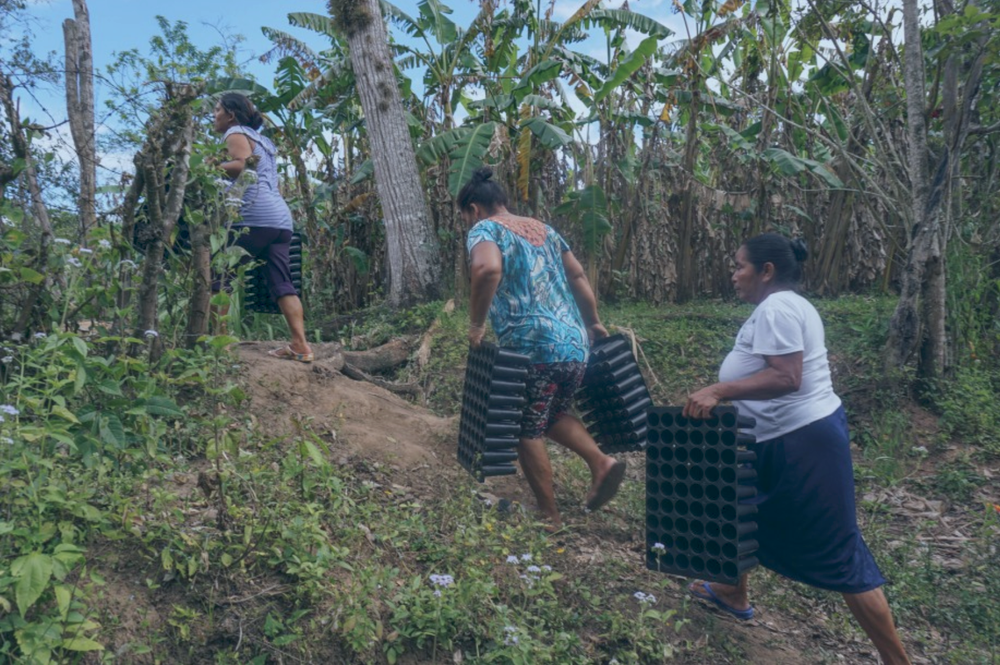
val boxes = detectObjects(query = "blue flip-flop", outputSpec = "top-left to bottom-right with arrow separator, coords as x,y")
689,581 -> 755,620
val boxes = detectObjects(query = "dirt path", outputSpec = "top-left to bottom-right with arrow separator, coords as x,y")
235,343 -> 938,664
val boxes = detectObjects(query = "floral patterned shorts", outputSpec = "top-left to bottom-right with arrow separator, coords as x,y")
520,361 -> 587,439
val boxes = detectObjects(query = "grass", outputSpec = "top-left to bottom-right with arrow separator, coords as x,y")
3,295 -> 999,663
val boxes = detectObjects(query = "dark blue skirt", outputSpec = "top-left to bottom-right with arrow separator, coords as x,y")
744,406 -> 886,594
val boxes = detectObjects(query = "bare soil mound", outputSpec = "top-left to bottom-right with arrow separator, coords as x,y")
236,341 -> 455,470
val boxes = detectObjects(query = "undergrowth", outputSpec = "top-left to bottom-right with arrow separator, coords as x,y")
1,295 -> 998,662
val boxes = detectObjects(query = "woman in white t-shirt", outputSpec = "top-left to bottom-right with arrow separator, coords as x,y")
683,234 -> 910,665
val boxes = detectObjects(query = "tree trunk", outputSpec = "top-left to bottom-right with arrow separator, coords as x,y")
333,0 -> 442,308
185,209 -> 214,345
886,0 -> 987,378
63,0 -> 97,238
676,83 -> 700,303
886,0 -> 935,374
1,74 -> 54,336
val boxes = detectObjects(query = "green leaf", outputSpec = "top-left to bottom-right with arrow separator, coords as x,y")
512,60 -> 562,103
287,12 -> 339,38
447,122 -> 497,197
349,160 -> 374,185
19,267 -> 44,284
14,552 -> 53,617
55,585 -> 72,620
71,337 -> 88,358
73,366 -> 87,395
594,36 -> 659,103
583,8 -> 673,38
521,116 -> 572,149
100,414 -> 126,448
97,380 -> 123,396
144,396 -> 184,418
762,148 -> 843,188
61,637 -> 104,652
301,439 -> 328,468
50,405 -> 80,424
555,185 -> 612,253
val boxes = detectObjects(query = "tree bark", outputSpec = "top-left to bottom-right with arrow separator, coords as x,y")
332,0 -> 442,308
63,0 -> 97,238
1,73 -> 54,336
886,0 -> 935,374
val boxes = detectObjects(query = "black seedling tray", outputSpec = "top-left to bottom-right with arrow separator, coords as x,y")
577,334 -> 653,453
245,231 -> 303,314
458,343 -> 530,482
645,405 -> 760,585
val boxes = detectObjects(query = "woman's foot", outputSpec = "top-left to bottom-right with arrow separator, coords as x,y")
585,456 -> 626,510
688,580 -> 754,620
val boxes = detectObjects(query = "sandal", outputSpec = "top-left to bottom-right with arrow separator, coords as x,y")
268,346 -> 314,363
689,581 -> 755,620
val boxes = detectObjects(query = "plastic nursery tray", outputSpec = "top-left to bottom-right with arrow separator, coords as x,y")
457,343 -> 530,482
578,334 -> 653,454
245,231 -> 303,314
645,405 -> 759,585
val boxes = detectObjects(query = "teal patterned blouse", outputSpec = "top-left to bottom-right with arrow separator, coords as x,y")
467,219 -> 589,364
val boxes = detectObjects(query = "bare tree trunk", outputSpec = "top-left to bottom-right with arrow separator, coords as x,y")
886,0 -> 987,378
63,0 -> 97,238
886,0 -> 935,373
676,83 -> 700,303
185,206 -> 216,345
134,84 -> 201,356
332,0 -> 441,307
1,74 -> 54,336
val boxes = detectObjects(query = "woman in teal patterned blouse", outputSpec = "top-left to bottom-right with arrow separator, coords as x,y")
461,167 -> 626,528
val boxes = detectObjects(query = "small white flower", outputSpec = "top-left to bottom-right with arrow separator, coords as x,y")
526,565 -> 541,573
0,405 -> 19,416
520,553 -> 532,562
0,415 -> 5,424
519,574 -> 534,587
433,589 -> 442,597
78,247 -> 93,254
429,574 -> 454,588
98,239 -> 112,249
144,330 -> 158,339
503,626 -> 519,646
33,332 -> 46,339
541,565 -> 552,572
633,591 -> 656,605
54,237 -> 72,245
1,437 -> 12,445
506,555 -> 519,564
67,257 -> 83,267
1,356 -> 12,364
652,542 -> 667,554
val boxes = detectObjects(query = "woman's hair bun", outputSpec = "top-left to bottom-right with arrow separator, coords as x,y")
789,237 -> 809,262
472,166 -> 494,183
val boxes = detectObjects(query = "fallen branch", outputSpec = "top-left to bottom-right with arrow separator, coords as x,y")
340,363 -> 422,396
341,337 -> 416,374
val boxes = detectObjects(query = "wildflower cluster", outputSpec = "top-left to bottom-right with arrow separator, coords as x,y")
633,591 -> 657,605
429,573 -> 454,597
507,552 -> 552,588
503,625 -> 519,646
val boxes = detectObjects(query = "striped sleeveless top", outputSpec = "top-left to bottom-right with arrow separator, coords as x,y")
223,125 -> 293,230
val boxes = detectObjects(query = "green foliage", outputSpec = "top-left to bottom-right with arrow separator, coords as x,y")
938,366 -> 1000,455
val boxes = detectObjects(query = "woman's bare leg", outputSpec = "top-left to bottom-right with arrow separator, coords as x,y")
842,588 -> 911,665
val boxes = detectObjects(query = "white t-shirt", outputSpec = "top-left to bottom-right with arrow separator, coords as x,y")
718,291 -> 841,441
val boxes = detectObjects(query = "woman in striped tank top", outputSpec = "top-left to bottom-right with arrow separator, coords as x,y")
212,92 -> 313,362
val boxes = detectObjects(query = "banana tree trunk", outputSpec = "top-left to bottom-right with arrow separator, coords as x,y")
337,0 -> 442,307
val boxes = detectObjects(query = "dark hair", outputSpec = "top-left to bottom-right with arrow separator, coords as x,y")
457,167 -> 508,211
218,92 -> 265,130
742,233 -> 808,285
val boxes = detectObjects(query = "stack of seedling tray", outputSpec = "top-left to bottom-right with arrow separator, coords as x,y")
458,343 -> 531,482
577,334 -> 653,454
644,406 -> 759,585
245,231 -> 303,314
